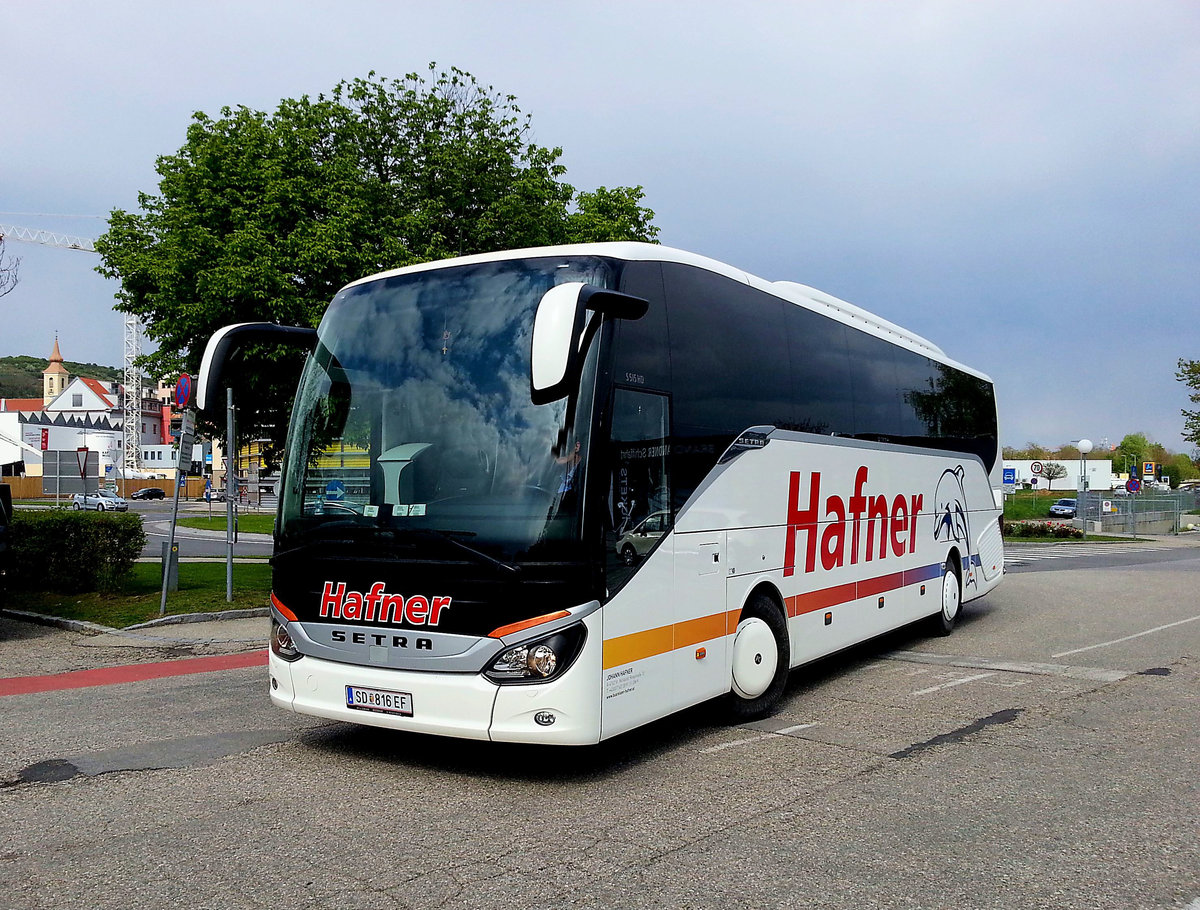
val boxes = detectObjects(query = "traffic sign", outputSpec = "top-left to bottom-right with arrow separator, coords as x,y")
175,373 -> 192,410
1002,468 -> 1016,484
1031,461 -> 1043,474
176,410 -> 195,471
325,479 -> 346,501
1126,478 -> 1141,493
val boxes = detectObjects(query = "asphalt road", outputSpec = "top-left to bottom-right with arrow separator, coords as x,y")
1,542 -> 1198,910
134,499 -> 274,558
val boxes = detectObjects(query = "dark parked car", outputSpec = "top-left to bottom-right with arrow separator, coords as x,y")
131,487 -> 166,500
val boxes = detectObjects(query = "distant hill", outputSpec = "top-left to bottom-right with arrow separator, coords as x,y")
0,355 -> 124,399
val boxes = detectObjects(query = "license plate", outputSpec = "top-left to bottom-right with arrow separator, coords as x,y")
346,685 -> 413,717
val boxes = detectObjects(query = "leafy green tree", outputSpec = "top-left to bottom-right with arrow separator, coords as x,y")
1039,461 -> 1068,490
1178,358 -> 1200,448
95,65 -> 659,464
1162,452 -> 1200,487
1113,432 -> 1152,479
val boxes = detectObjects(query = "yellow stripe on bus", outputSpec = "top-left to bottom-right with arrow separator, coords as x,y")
602,609 -> 742,670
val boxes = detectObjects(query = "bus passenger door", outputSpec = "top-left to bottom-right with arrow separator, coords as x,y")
600,389 -> 677,737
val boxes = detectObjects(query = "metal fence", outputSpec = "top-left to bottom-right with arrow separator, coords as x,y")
1077,489 -> 1200,535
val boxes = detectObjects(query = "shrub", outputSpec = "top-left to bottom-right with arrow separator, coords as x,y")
9,509 -> 146,594
1002,520 -> 1083,540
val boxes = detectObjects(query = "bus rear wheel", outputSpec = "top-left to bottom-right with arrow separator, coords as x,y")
933,560 -> 961,636
725,593 -> 789,721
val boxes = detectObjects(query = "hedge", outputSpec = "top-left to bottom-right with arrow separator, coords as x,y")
1002,520 -> 1084,540
9,509 -> 146,594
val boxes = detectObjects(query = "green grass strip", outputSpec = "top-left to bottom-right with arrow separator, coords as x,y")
175,514 -> 275,535
10,562 -> 273,628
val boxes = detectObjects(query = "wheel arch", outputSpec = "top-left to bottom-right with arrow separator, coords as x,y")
743,580 -> 790,661
944,545 -> 963,580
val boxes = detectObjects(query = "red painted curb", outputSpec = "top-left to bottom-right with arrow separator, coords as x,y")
0,649 -> 269,696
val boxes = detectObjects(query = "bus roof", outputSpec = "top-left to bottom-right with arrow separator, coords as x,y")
341,242 -> 989,382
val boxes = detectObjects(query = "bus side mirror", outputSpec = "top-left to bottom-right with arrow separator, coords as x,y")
530,283 -> 648,405
196,322 -> 318,414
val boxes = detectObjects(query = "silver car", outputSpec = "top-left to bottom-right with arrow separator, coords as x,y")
1048,498 -> 1076,518
616,510 -> 670,566
72,490 -> 129,512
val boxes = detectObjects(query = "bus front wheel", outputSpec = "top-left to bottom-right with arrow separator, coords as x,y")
725,593 -> 789,721
933,560 -> 962,636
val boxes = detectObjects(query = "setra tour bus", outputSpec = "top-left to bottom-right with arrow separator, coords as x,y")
196,243 -> 1003,744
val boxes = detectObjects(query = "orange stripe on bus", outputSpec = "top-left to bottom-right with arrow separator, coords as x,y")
603,625 -> 674,669
270,592 -> 298,622
601,609 -> 742,670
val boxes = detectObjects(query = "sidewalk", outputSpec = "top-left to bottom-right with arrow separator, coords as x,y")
1005,530 -> 1200,549
3,606 -> 270,651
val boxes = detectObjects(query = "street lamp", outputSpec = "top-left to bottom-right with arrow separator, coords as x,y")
1077,438 -> 1093,524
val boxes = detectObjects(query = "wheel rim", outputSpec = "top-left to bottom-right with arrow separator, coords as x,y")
731,617 -> 778,699
942,568 -> 960,622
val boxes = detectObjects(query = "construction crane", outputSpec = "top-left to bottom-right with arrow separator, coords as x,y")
0,223 -> 143,474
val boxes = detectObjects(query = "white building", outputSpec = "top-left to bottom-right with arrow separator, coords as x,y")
1004,459 -> 1118,492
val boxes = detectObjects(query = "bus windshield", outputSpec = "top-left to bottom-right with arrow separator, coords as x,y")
278,256 -> 616,563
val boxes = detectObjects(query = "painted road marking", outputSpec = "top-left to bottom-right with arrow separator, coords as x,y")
887,650 -> 1131,683
0,650 -> 268,697
1051,614 -> 1200,658
910,672 -> 997,696
1004,544 -> 1174,566
700,723 -> 818,754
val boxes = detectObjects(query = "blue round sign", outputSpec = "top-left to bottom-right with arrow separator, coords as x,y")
325,480 -> 346,501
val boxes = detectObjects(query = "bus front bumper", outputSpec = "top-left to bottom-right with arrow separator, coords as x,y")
268,624 -> 602,745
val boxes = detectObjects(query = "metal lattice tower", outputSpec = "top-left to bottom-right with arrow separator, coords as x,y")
1,222 -> 142,473
122,315 -> 142,473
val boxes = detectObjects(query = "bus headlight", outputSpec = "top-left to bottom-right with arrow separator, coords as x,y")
270,619 -> 302,662
484,625 -> 585,684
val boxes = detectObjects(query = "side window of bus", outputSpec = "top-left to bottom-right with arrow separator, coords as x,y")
606,388 -> 672,595
615,260 -> 670,391
664,264 -> 792,436
846,328 -> 902,440
785,304 -> 854,436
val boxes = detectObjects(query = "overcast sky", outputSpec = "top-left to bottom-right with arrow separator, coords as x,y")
3,1 -> 1198,455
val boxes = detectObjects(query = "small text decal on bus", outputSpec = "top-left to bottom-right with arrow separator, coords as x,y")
784,467 -> 924,575
320,581 -> 452,626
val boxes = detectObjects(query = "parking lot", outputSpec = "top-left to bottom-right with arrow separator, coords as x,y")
1,541 -> 1198,910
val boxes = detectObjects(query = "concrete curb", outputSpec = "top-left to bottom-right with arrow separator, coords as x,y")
1,608 -> 114,635
1,607 -> 270,646
124,608 -> 269,630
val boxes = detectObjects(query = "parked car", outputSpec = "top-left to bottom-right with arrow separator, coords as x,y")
204,488 -> 227,502
130,487 -> 166,500
1048,498 -> 1077,518
72,490 -> 129,512
616,510 -> 670,566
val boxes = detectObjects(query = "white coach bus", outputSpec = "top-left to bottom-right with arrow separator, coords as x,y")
197,243 -> 1003,744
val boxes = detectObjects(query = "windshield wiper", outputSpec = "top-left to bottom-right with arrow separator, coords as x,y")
396,527 -> 521,576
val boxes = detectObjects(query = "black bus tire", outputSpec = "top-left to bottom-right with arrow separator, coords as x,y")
725,592 -> 790,721
932,559 -> 962,636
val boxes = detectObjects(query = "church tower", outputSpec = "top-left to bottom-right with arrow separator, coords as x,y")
42,336 -> 70,406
